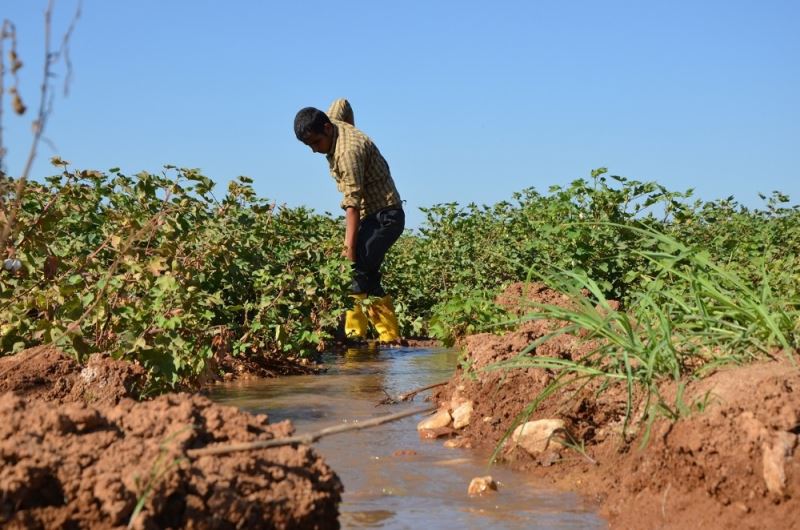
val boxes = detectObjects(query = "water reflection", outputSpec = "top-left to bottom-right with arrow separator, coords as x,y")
343,509 -> 395,527
209,347 -> 606,529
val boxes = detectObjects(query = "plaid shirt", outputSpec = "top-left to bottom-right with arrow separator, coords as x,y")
327,98 -> 354,126
325,100 -> 401,218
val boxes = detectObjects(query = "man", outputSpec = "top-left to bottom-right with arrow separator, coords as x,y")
293,99 -> 405,342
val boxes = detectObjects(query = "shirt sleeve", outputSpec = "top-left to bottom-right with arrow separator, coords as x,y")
337,148 -> 364,210
327,98 -> 354,126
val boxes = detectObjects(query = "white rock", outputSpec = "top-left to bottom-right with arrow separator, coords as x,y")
763,431 -> 798,495
452,401 -> 473,429
449,395 -> 468,411
80,366 -> 99,383
467,475 -> 497,496
510,419 -> 566,454
444,438 -> 471,449
417,409 -> 452,431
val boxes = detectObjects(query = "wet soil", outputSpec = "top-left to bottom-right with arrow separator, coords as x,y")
0,348 -> 343,529
0,345 -> 146,404
434,282 -> 800,530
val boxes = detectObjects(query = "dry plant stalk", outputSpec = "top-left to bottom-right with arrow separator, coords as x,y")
187,405 -> 436,458
378,380 -> 449,405
0,0 -> 81,254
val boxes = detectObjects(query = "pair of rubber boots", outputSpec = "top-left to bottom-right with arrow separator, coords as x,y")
345,294 -> 400,342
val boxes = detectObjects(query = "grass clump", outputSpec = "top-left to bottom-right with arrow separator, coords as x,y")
492,223 -> 799,440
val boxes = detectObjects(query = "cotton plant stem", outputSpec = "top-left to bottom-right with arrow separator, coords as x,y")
187,405 -> 436,458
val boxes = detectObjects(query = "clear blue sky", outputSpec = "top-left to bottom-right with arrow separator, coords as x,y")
3,0 -> 799,228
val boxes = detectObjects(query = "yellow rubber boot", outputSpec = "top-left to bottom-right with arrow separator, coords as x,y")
366,295 -> 401,342
345,294 -> 369,339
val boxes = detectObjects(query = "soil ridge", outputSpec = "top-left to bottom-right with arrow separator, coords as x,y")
0,347 -> 343,529
434,282 -> 800,530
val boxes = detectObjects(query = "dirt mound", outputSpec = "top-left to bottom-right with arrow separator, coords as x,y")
435,283 -> 800,529
434,283 -> 609,460
0,346 -> 146,404
593,361 -> 800,529
495,281 -> 581,316
0,392 -> 342,529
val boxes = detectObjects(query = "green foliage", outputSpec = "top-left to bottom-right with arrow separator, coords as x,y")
384,169 -> 800,343
427,288 -> 512,347
3,162 -> 799,400
386,169 -> 714,337
1,165 -> 351,390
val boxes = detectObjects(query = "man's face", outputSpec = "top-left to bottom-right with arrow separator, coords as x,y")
303,123 -> 334,154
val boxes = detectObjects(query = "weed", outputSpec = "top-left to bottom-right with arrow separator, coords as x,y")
487,223 -> 798,446
127,426 -> 193,529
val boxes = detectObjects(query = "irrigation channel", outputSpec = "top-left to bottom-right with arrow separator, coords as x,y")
209,346 -> 606,529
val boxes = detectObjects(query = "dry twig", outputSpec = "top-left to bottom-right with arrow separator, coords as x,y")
398,380 -> 448,402
187,405 -> 436,458
377,380 -> 448,405
0,0 -> 81,252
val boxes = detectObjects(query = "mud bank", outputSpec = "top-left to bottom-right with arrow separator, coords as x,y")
0,348 -> 342,529
0,345 -> 146,404
433,283 -> 800,530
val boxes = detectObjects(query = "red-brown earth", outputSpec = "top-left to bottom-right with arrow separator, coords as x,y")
434,282 -> 800,529
0,347 -> 342,529
0,345 -> 146,404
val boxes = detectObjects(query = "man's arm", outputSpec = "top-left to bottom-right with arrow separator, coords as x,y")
336,142 -> 364,262
344,206 -> 359,261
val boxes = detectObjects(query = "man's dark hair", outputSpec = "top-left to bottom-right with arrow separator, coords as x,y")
294,107 -> 331,142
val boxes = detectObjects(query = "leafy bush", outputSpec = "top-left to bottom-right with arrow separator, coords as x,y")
427,288 -> 512,347
384,168 -> 799,343
4,162 -> 799,395
1,163 -> 351,390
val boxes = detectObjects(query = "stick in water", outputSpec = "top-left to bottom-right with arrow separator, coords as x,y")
187,405 -> 436,458
377,380 -> 449,405
397,380 -> 448,402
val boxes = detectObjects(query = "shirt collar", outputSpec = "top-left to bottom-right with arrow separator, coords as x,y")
326,122 -> 340,160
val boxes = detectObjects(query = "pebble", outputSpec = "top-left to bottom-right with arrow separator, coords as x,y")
467,476 -> 498,496
452,401 -> 473,429
762,431 -> 798,495
418,426 -> 454,440
417,409 -> 452,431
510,419 -> 567,455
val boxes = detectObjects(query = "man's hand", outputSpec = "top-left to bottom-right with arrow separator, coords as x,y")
344,207 -> 360,262
342,245 -> 357,262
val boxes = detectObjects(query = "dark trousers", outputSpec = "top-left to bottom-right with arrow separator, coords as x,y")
352,207 -> 405,296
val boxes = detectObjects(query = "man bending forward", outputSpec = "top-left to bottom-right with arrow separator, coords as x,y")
293,98 -> 404,342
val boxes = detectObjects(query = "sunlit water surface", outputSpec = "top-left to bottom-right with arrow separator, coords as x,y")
208,347 -> 606,529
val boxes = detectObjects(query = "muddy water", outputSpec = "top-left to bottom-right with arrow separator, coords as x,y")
209,347 -> 606,529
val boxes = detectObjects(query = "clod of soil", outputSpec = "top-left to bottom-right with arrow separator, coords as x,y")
0,345 -> 146,404
435,282 -> 800,530
0,391 -> 342,529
